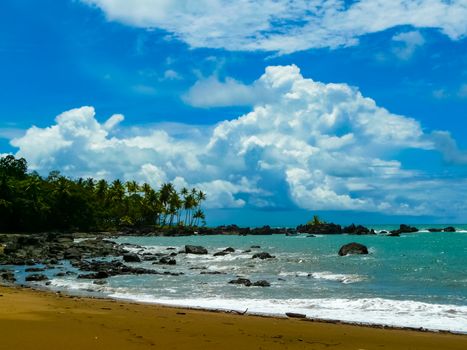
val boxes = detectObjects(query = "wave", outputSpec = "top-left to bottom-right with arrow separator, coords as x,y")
106,294 -> 467,333
278,271 -> 364,284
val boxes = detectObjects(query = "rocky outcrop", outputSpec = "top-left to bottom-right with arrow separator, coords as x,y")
185,245 -> 208,255
296,223 -> 342,234
123,252 -> 141,263
338,242 -> 369,256
76,260 -> 159,278
342,224 -> 375,235
252,280 -> 270,287
390,224 -> 418,235
252,252 -> 275,259
443,226 -> 456,232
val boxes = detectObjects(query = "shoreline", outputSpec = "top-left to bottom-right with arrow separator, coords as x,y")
1,284 -> 466,350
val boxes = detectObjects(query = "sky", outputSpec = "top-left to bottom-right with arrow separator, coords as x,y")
1,0 -> 467,226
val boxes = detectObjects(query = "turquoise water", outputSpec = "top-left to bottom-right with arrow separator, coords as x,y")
19,225 -> 467,332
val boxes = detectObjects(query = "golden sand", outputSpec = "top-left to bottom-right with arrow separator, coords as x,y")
0,285 -> 465,350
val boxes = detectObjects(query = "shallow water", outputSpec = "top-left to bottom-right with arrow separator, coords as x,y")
10,224 -> 467,333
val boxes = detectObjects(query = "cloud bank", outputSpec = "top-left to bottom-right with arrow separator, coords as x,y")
82,0 -> 467,53
11,65 -> 467,218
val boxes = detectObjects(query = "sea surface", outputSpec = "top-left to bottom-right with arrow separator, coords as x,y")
11,224 -> 467,333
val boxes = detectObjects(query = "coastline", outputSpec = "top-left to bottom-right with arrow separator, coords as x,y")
1,285 -> 466,350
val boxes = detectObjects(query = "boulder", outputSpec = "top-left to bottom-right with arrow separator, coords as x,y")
443,226 -> 456,232
25,273 -> 49,282
343,224 -> 373,235
158,256 -> 176,265
296,223 -> 342,234
0,270 -> 16,283
390,224 -> 418,235
185,245 -> 208,255
78,271 -> 109,279
252,252 -> 275,259
338,242 -> 369,256
252,280 -> 270,287
427,228 -> 442,232
213,247 -> 235,257
229,278 -> 252,287
286,312 -> 306,319
123,253 -> 141,263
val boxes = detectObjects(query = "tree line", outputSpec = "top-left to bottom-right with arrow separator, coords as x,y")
0,155 -> 206,232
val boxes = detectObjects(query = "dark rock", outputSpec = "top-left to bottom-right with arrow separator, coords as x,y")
306,235 -> 316,238
296,223 -> 342,234
78,271 -> 109,279
200,271 -> 225,275
25,274 -> 49,282
252,252 -> 275,259
443,226 -> 456,232
213,247 -> 235,256
185,245 -> 208,255
25,267 -> 45,273
343,224 -> 373,235
252,280 -> 270,287
55,272 -> 66,277
286,312 -> 306,318
158,256 -> 176,265
250,245 -> 261,249
213,251 -> 229,257
0,271 -> 16,283
123,253 -> 141,263
338,242 -> 369,256
390,224 -> 418,235
387,231 -> 400,237
229,278 -> 252,286
427,228 -> 442,232
93,280 -> 107,285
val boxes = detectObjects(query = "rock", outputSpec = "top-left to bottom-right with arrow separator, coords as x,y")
343,224 -> 374,235
123,253 -> 141,263
390,224 -> 418,235
213,247 -> 235,256
200,271 -> 225,275
387,231 -> 400,237
296,223 -> 342,234
158,256 -> 176,265
0,271 -> 16,283
93,280 -> 107,285
25,274 -> 49,282
55,272 -> 66,277
443,226 -> 456,232
25,267 -> 45,273
78,271 -> 109,279
185,245 -> 208,255
380,230 -> 388,234
252,252 -> 275,259
250,245 -> 261,249
306,235 -> 316,238
252,280 -> 270,287
286,312 -> 306,318
427,228 -> 442,232
338,242 -> 369,256
229,278 -> 252,287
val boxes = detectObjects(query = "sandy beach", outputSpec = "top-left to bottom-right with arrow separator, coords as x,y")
0,286 -> 465,350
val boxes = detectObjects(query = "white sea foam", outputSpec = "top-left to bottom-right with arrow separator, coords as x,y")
309,272 -> 365,284
107,294 -> 467,333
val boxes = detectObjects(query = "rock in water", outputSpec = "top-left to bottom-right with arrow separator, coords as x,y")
252,252 -> 275,259
185,245 -> 208,254
338,242 -> 369,256
443,226 -> 456,232
252,280 -> 270,287
123,253 -> 141,263
229,278 -> 252,286
25,273 -> 49,282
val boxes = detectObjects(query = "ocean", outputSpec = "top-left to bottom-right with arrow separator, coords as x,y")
11,224 -> 467,333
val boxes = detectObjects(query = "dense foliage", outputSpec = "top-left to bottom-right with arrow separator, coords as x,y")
0,155 -> 206,232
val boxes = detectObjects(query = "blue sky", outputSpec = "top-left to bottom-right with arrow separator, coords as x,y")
1,0 -> 466,225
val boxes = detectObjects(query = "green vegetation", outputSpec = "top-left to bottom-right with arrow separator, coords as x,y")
306,215 -> 325,226
0,155 -> 206,232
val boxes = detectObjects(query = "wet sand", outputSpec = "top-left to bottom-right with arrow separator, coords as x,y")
0,285 -> 465,350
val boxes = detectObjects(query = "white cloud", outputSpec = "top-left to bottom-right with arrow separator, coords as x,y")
163,69 -> 182,80
392,30 -> 425,60
10,65 -> 467,218
82,0 -> 467,53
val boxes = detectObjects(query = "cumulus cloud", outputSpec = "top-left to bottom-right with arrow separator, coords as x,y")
392,30 -> 425,60
82,0 -> 467,53
10,65 -> 467,217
